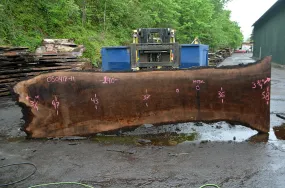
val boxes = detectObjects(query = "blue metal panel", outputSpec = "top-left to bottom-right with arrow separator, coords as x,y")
101,46 -> 131,72
179,44 -> 209,69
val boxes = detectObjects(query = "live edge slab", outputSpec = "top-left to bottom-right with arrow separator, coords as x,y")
14,56 -> 271,138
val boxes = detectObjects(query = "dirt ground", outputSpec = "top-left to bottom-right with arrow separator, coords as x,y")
0,53 -> 285,188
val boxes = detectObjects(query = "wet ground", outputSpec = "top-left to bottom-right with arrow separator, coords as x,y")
0,53 -> 285,187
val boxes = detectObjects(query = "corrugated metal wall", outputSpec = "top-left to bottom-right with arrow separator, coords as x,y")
253,2 -> 285,65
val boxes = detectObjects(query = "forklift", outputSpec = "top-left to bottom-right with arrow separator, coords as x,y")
130,28 -> 180,70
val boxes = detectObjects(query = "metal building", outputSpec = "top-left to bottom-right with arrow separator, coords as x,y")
252,0 -> 285,64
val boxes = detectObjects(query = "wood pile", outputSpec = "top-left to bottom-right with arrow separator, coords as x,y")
208,48 -> 233,66
208,53 -> 224,66
216,48 -> 233,59
0,39 -> 88,97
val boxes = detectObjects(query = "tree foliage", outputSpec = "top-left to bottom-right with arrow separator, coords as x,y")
0,0 -> 243,65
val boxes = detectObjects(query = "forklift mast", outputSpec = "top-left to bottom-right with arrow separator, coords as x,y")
131,28 -> 179,69
133,28 -> 175,43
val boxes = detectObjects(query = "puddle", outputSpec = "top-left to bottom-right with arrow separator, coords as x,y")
122,119 -> 285,143
4,122 -> 285,145
146,133 -> 197,146
124,122 -> 259,142
91,133 -> 197,146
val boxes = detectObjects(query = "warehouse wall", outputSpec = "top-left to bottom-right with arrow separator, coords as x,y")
253,2 -> 285,65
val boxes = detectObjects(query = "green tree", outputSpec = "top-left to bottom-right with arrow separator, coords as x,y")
0,0 -> 243,65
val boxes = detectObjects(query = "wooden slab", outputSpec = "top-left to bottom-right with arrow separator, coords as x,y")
14,57 -> 272,138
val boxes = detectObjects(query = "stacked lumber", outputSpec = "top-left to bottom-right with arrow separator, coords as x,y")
0,46 -> 30,96
0,39 -> 88,97
208,53 -> 224,66
216,48 -> 233,59
35,39 -> 85,56
208,48 -> 233,66
223,48 -> 233,57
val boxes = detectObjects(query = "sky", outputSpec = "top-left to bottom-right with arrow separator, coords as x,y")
226,0 -> 278,41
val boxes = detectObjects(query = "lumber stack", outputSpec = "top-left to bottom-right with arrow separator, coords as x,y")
216,48 -> 233,59
208,53 -> 224,66
35,39 -> 85,56
208,48 -> 233,66
0,46 -> 30,96
0,39 -> 88,97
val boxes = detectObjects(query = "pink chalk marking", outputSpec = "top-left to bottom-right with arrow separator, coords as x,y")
63,76 -> 68,82
31,101 -> 38,111
102,76 -> 118,84
262,86 -> 270,105
218,90 -> 225,98
91,94 -> 99,110
47,76 -> 75,83
58,76 -> 63,82
253,77 -> 271,89
193,80 -> 205,91
30,100 -> 39,111
193,80 -> 205,84
263,77 -> 271,84
218,87 -> 225,103
26,95 -> 39,111
54,76 -> 60,82
143,95 -> 151,100
142,89 -> 151,107
257,80 -> 263,89
47,77 -> 52,82
102,76 -> 108,84
52,96 -> 60,115
143,93 -> 151,100
176,89 -> 179,93
111,78 -> 117,83
68,76 -> 75,82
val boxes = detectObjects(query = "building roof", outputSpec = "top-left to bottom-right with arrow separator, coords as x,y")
252,0 -> 285,26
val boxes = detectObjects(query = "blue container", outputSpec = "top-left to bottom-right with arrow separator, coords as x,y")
101,46 -> 131,72
179,44 -> 209,69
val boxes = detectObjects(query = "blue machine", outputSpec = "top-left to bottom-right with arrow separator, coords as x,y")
101,44 -> 209,71
101,46 -> 131,72
179,44 -> 209,69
